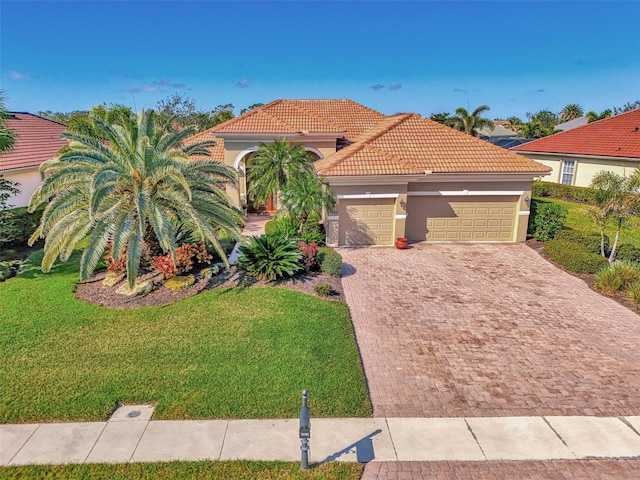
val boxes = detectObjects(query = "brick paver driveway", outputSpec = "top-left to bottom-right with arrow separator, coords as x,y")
339,243 -> 640,418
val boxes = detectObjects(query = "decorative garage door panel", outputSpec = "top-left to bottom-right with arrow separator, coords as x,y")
339,199 -> 395,246
406,196 -> 518,242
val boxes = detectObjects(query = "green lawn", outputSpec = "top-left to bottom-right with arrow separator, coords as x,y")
534,198 -> 640,247
0,252 -> 371,423
0,461 -> 363,480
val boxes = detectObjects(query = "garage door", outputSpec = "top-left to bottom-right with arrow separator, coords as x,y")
339,198 -> 395,246
406,196 -> 518,242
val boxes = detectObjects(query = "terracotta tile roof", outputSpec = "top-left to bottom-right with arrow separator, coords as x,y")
182,129 -> 225,162
0,113 -> 68,172
315,114 -> 551,176
511,109 -> 640,158
209,99 -> 386,140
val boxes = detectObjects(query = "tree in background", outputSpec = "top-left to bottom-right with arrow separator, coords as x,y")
28,109 -> 243,287
450,105 -> 494,136
519,110 -> 558,138
504,116 -> 523,134
247,139 -> 315,208
586,109 -> 613,123
210,104 -> 235,126
590,169 -> 640,262
429,112 -> 453,126
613,100 -> 640,115
558,104 -> 584,123
0,91 -> 21,246
240,103 -> 264,115
0,92 -> 17,153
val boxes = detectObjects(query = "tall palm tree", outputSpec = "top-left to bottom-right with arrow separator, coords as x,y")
450,105 -> 494,136
586,109 -> 613,123
558,104 -> 584,123
247,139 -> 314,207
29,109 -> 243,287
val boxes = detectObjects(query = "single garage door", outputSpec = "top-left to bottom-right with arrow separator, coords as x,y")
406,195 -> 518,242
339,198 -> 395,246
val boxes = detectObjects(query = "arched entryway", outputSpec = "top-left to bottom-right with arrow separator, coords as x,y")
233,146 -> 324,214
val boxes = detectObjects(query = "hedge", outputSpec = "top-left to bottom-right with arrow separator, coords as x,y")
553,229 -> 610,255
317,247 -> 343,277
542,239 -> 609,274
615,244 -> 640,264
532,182 -> 598,205
0,205 -> 43,248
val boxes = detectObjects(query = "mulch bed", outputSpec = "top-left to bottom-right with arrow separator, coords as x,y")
526,238 -> 640,315
75,267 -> 344,309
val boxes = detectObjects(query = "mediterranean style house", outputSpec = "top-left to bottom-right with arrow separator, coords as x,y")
0,113 -> 68,208
511,109 -> 640,188
188,99 -> 550,246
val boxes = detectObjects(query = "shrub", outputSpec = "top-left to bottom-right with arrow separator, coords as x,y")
298,242 -> 319,272
0,261 -> 19,282
615,244 -> 640,263
317,247 -> 342,277
529,200 -> 567,241
104,244 -> 127,275
542,239 -> 609,274
532,182 -> 597,204
594,267 -> 624,295
314,283 -> 335,297
238,234 -> 303,281
0,206 -> 44,248
554,229 -> 610,255
629,283 -> 640,305
264,216 -> 301,237
152,253 -> 176,279
153,242 -> 213,279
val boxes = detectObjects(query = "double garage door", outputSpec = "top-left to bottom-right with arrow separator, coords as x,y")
406,195 -> 518,242
338,195 -> 518,245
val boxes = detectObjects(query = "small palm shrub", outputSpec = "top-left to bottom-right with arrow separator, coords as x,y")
238,234 -> 302,281
542,239 -> 609,274
317,247 -> 343,277
554,229 -> 610,255
264,216 -> 301,237
615,244 -> 640,263
629,283 -> 640,305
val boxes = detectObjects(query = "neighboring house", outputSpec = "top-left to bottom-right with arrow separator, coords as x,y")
555,116 -> 588,132
189,99 -> 550,246
477,124 -> 518,143
511,109 -> 640,187
0,113 -> 68,208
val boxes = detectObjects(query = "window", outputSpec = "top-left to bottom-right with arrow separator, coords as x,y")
560,160 -> 575,185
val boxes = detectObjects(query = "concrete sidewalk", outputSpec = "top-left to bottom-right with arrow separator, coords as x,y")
2,408 -> 640,466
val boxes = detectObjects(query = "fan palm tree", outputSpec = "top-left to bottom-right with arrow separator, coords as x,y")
247,139 -> 314,208
558,104 -> 584,123
586,109 -> 613,123
450,105 -> 494,136
28,109 -> 243,287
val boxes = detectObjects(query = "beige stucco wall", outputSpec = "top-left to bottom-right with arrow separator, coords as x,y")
520,153 -> 639,187
1,168 -> 42,208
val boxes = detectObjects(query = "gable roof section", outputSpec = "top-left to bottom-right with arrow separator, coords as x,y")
209,99 -> 386,140
511,109 -> 640,159
0,113 -> 69,172
315,114 -> 551,176
182,129 -> 225,162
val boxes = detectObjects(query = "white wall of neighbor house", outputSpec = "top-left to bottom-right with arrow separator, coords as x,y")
1,168 -> 42,208
521,153 -> 639,187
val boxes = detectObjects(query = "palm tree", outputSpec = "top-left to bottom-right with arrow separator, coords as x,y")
0,92 -> 16,153
279,172 -> 335,226
504,116 -> 523,134
590,169 -> 640,262
450,105 -> 494,136
247,139 -> 314,208
558,104 -> 584,123
28,109 -> 243,287
586,109 -> 613,123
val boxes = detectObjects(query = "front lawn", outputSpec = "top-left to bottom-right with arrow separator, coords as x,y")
0,252 -> 371,423
534,197 -> 640,247
0,461 -> 363,480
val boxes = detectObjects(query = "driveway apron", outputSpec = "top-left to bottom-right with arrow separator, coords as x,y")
339,243 -> 640,418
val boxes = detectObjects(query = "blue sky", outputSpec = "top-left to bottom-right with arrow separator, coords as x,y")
1,1 -> 639,120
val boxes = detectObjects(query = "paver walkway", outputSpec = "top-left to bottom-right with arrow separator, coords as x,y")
2,412 -> 640,466
339,244 -> 640,418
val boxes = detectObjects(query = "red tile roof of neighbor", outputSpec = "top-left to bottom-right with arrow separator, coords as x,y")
209,99 -> 387,140
511,109 -> 640,159
0,113 -> 69,172
315,114 -> 551,176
